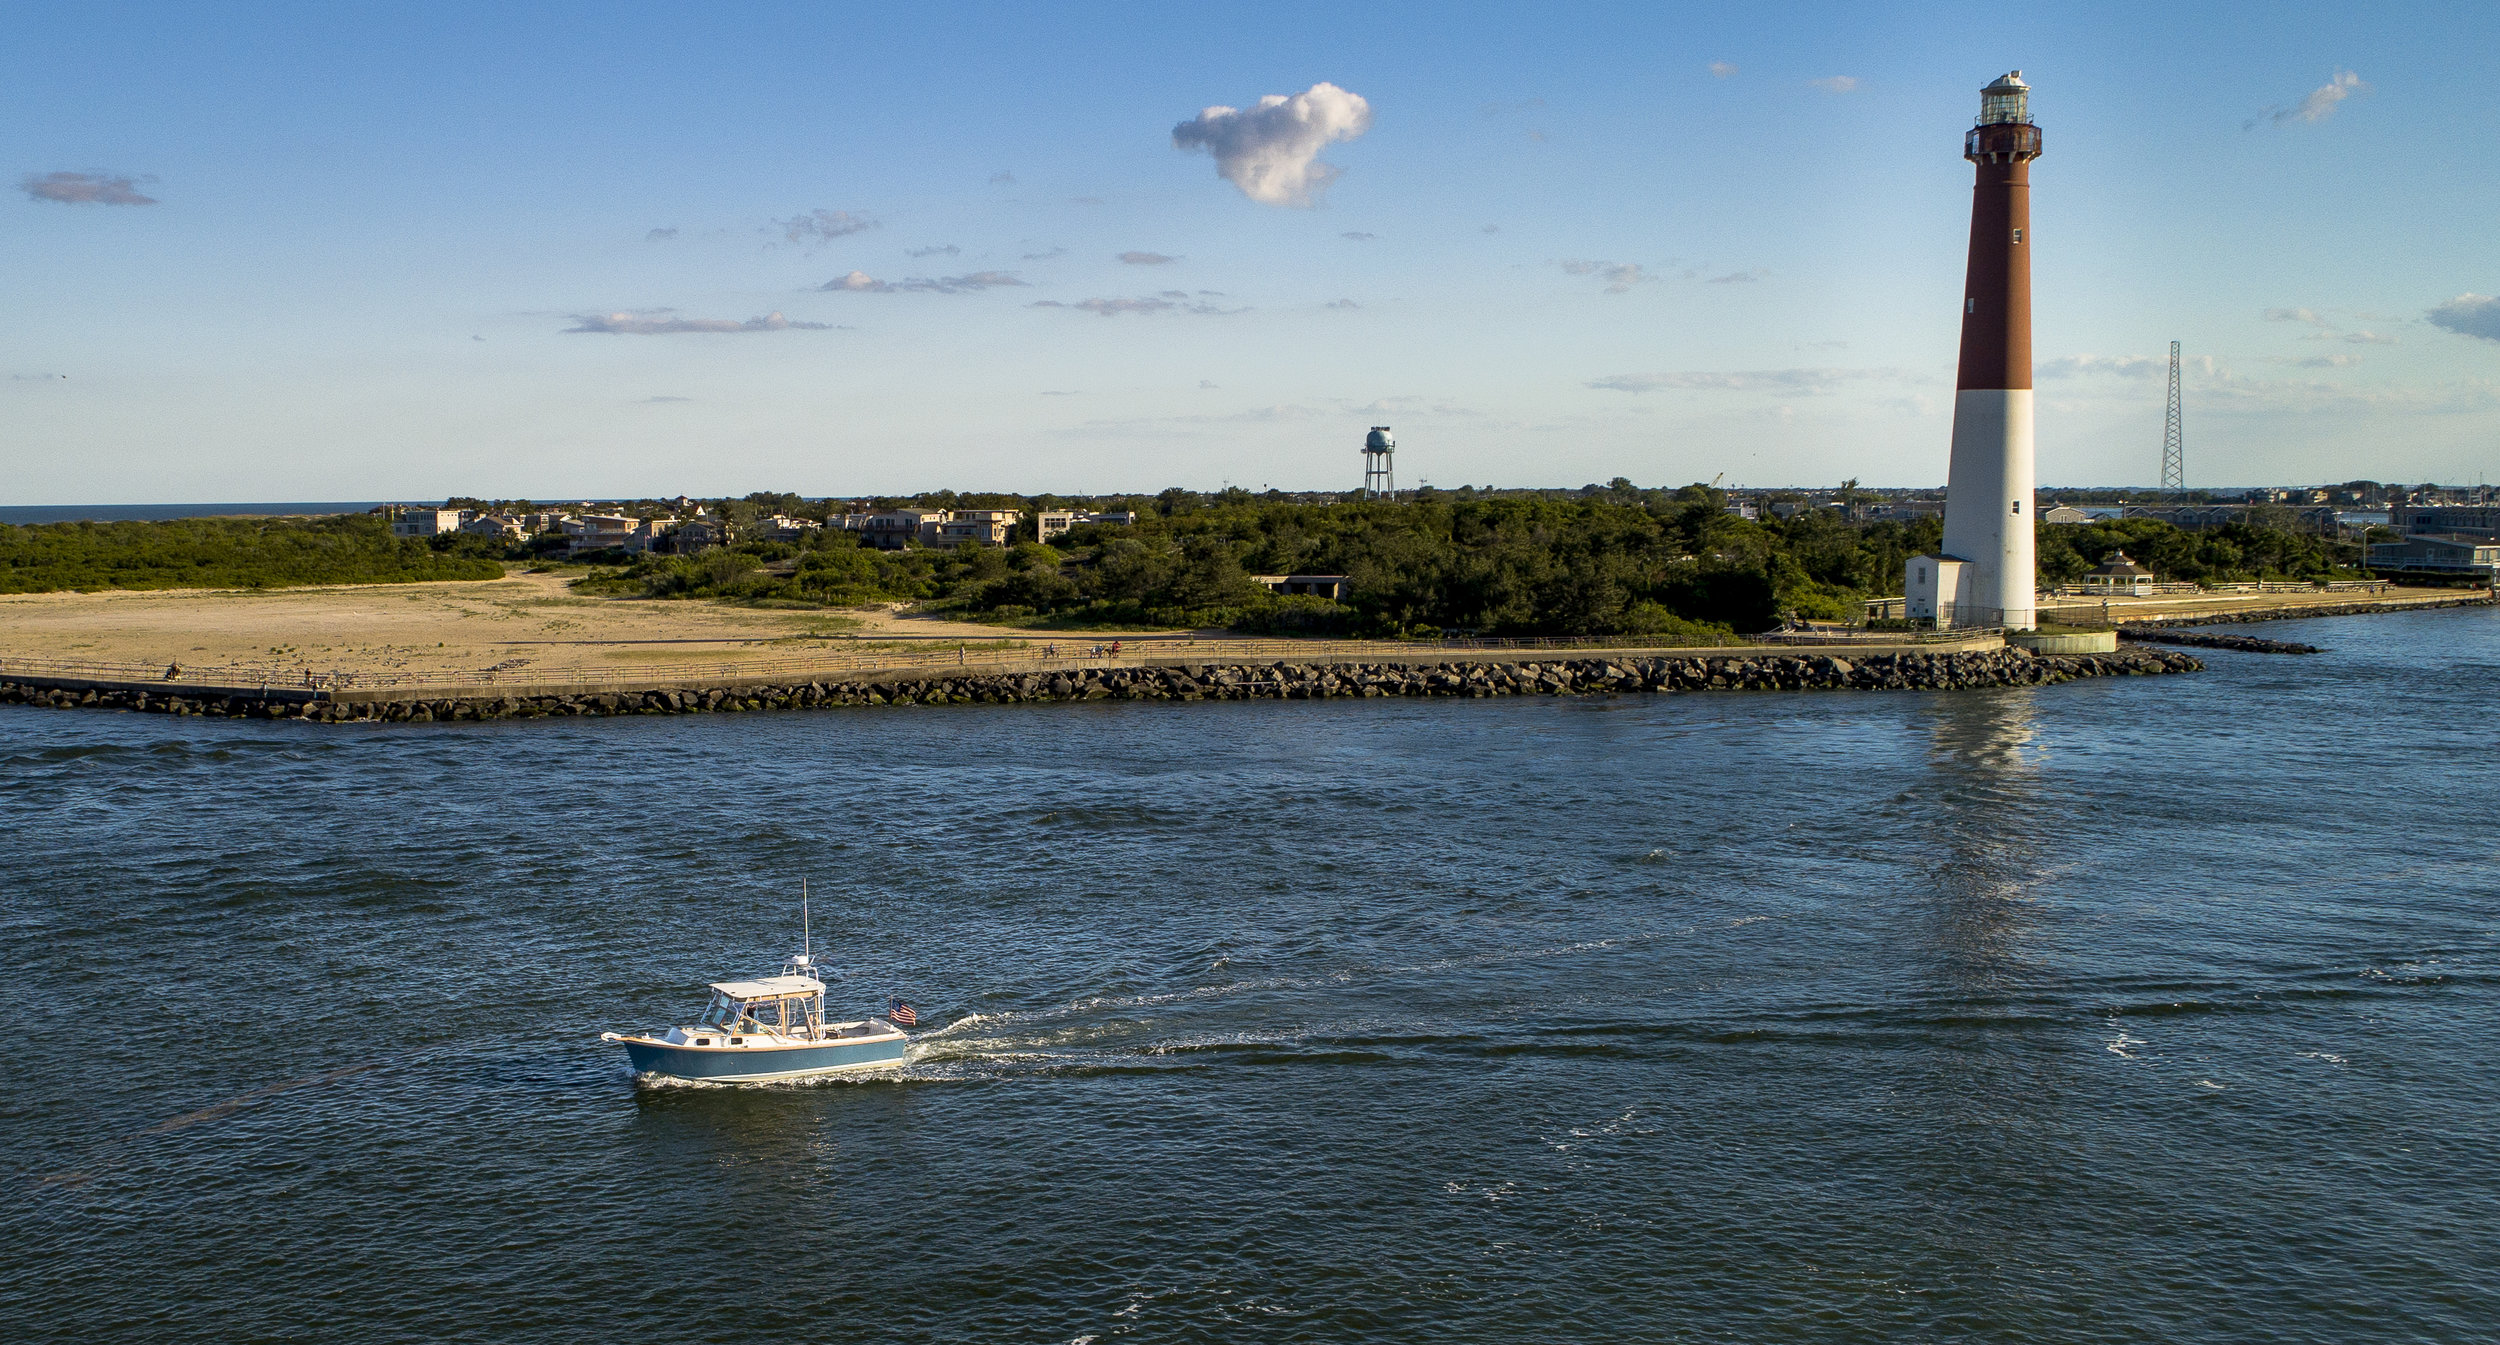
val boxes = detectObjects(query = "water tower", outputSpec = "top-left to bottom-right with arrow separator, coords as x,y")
1362,426 -> 1396,499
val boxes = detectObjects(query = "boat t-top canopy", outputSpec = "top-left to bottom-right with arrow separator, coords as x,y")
708,975 -> 824,1001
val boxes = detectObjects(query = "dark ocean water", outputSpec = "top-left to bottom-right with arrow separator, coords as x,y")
5,610 -> 2497,1343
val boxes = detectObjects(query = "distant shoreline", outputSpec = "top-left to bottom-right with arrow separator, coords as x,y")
0,502 -> 392,525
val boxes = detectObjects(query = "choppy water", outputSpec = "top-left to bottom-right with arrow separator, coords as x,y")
6,610 -> 2498,1343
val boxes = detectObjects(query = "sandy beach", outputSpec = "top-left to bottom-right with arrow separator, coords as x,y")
0,568 -> 1076,682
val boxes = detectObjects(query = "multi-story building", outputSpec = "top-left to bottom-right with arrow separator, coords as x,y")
834,508 -> 1021,549
2368,534 -> 2500,577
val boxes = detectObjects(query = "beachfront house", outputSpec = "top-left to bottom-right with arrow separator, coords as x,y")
935,510 -> 1021,547
1036,509 -> 1139,542
391,508 -> 467,537
834,509 -> 947,549
564,515 -> 668,556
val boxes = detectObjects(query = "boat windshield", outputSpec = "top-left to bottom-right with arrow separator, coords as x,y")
700,994 -> 740,1028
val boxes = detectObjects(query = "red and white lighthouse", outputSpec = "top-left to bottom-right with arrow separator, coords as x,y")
1908,71 -> 2041,631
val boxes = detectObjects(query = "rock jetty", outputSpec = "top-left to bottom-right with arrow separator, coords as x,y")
2,646 -> 2203,723
2119,627 -> 2320,655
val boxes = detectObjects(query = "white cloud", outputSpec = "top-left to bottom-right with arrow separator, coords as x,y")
2265,307 -> 2328,326
2265,70 -> 2367,126
1558,259 -> 1653,293
777,209 -> 878,244
1171,81 -> 1373,207
566,310 -> 830,335
20,171 -> 157,205
2341,330 -> 2397,345
821,270 -> 1027,294
1031,295 -> 1244,317
1708,61 -> 1738,78
906,243 -> 960,258
2428,294 -> 2500,343
2266,353 -> 2363,368
1118,251 -> 1179,265
1588,367 -> 1891,394
1809,76 -> 1860,93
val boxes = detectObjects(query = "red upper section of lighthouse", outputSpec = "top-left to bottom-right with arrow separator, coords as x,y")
1955,72 -> 2041,392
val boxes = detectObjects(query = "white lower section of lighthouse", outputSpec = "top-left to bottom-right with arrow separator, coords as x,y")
1906,389 -> 2036,631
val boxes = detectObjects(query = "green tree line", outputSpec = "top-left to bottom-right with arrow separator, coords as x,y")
577,488 -> 2368,635
0,515 -> 505,594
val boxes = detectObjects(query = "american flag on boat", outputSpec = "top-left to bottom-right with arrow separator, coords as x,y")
887,997 -> 917,1027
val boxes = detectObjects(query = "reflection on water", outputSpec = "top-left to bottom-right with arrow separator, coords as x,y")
1917,689 -> 2049,991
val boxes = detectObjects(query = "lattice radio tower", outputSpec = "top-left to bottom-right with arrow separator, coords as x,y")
2160,340 -> 2185,491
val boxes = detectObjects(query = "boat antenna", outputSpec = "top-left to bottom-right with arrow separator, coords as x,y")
801,877 -> 811,963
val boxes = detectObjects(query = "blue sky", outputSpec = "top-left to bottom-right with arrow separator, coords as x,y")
6,1 -> 2494,502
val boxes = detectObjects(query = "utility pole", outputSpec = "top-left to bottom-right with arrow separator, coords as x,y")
2161,340 -> 2185,492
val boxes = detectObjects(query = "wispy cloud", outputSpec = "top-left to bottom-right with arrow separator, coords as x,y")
1171,81 -> 1373,207
642,395 -> 694,402
1809,76 -> 1860,93
1341,231 -> 1376,242
1326,299 -> 1361,309
2271,305 -> 2400,345
1480,98 -> 1545,116
2039,353 -> 2225,380
1707,269 -> 1769,284
1588,367 -> 1893,394
20,171 -> 157,205
2250,70 -> 2367,129
1118,251 -> 1179,265
776,209 -> 877,245
821,270 -> 1027,294
2265,353 -> 2363,368
1481,223 -> 1501,234
1032,295 -> 1245,317
2428,293 -> 2500,343
646,227 -> 679,241
1559,259 -> 1653,293
1708,61 -> 1738,79
906,243 -> 960,258
1020,246 -> 1066,261
988,171 -> 1017,186
566,310 -> 831,335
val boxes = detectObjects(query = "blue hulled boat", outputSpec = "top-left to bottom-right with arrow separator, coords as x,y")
603,951 -> 910,1083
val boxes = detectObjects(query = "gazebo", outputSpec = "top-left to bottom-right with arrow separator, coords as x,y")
2080,551 -> 2155,597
